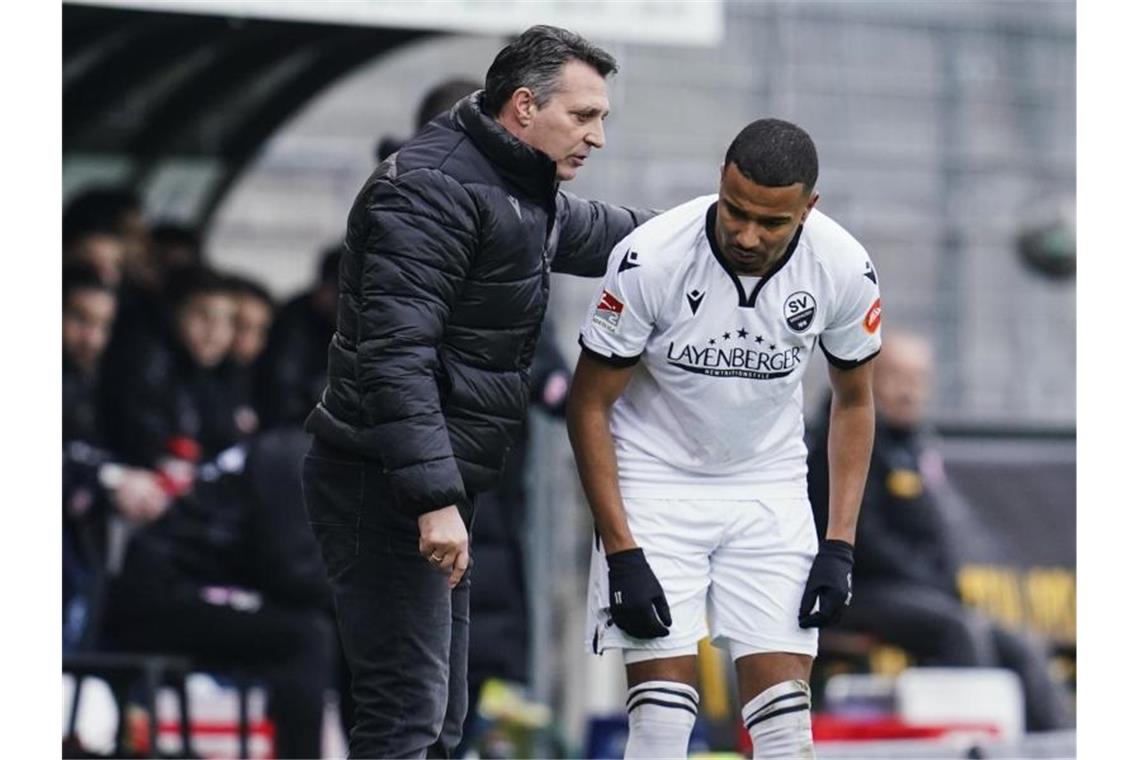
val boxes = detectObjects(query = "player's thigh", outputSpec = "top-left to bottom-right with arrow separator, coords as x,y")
707,495 -> 818,657
626,654 -> 700,690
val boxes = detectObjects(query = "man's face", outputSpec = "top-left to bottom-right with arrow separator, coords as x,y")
715,162 -> 818,276
231,295 -> 273,367
63,288 -> 116,374
520,59 -> 609,181
68,234 -> 126,287
177,292 -> 237,368
874,337 -> 934,429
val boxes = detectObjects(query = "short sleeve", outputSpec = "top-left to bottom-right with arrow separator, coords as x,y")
820,254 -> 883,369
577,243 -> 657,367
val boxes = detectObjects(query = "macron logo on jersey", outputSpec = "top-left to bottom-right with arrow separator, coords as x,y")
618,250 -> 641,273
686,289 -> 706,315
592,290 -> 625,333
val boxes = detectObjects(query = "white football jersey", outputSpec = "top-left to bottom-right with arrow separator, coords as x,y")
578,194 -> 882,498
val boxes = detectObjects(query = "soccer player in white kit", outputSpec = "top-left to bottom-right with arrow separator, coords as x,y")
567,119 -> 882,759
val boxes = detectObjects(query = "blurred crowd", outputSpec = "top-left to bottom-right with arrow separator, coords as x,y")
62,184 -> 346,757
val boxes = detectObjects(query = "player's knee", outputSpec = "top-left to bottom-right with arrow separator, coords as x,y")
742,679 -> 814,760
624,680 -> 699,759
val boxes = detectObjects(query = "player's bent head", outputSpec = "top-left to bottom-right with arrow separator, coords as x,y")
724,119 -> 819,197
483,25 -> 617,116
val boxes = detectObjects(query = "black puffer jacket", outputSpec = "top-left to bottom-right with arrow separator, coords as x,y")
305,92 -> 651,515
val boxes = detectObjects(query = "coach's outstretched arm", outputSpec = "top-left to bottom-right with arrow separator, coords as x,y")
799,358 -> 877,628
568,352 -> 671,639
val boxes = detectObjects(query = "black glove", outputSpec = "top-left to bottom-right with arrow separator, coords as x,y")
798,539 -> 854,628
606,548 -> 671,639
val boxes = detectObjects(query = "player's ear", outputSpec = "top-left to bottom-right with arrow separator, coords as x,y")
509,87 -> 537,127
801,191 -> 820,223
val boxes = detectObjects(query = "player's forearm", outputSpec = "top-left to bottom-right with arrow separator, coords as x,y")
567,398 -> 637,554
826,393 -> 876,544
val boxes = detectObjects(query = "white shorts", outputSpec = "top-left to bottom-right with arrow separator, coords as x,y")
585,494 -> 819,661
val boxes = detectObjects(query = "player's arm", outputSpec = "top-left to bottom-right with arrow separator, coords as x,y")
566,351 -> 638,554
567,350 -> 672,639
824,358 -> 877,543
799,357 -> 876,628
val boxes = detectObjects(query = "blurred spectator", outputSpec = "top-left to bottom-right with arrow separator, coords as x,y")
458,326 -> 569,755
228,275 -> 275,369
228,274 -> 276,441
149,221 -> 205,287
807,331 -> 1072,731
102,267 -> 249,469
63,227 -> 126,288
63,186 -> 152,289
375,78 -> 481,162
104,431 -> 334,759
63,266 -> 171,650
63,266 -> 118,440
255,245 -> 339,429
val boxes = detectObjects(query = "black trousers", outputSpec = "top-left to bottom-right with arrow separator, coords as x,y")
842,581 -> 1071,732
303,438 -> 471,759
106,573 -> 334,759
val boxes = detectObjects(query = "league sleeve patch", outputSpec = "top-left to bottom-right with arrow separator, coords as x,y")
863,297 -> 882,334
592,290 -> 625,333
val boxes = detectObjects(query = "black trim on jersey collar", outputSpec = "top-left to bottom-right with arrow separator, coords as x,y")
578,336 -> 641,368
704,202 -> 803,308
820,340 -> 881,370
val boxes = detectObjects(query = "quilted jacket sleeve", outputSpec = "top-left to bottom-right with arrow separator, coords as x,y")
348,167 -> 479,515
550,190 -> 656,277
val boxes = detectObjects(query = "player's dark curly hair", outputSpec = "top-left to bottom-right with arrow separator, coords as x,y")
725,119 -> 819,193
483,25 -> 617,116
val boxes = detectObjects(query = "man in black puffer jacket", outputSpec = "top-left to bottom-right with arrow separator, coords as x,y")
302,25 -> 653,758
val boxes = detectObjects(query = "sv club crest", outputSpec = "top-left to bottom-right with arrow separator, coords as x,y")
783,291 -> 816,332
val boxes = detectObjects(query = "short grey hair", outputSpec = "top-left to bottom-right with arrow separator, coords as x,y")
483,25 -> 617,115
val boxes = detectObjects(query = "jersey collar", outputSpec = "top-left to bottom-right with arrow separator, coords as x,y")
704,202 -> 803,308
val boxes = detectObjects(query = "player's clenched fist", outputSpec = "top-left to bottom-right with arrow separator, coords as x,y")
798,539 -> 855,628
606,548 -> 672,639
418,505 -> 469,589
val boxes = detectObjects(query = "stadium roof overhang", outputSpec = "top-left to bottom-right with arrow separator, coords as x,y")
64,2 -> 436,224
63,0 -> 723,225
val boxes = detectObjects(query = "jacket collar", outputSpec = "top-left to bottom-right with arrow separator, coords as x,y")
452,91 -> 559,203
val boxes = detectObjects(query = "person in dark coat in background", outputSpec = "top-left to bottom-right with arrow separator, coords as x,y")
102,267 -> 248,471
806,331 -> 1071,731
105,429 -> 335,760
458,326 -> 571,755
62,266 -> 172,650
255,246 -> 339,430
302,25 -> 653,758
375,78 -> 484,163
227,274 -> 276,437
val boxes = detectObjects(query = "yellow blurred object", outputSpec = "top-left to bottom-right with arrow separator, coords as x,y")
697,637 -> 730,720
476,678 -> 552,729
869,644 -> 910,677
885,468 -> 923,499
